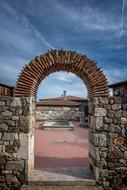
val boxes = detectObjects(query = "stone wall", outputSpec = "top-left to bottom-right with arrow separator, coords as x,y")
0,95 -> 35,189
36,106 -> 84,121
89,96 -> 127,189
0,94 -> 127,189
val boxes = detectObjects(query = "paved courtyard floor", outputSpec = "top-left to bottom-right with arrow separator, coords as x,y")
35,122 -> 89,169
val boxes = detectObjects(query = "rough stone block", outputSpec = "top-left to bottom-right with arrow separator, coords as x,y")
0,175 -> 6,182
5,145 -> 18,153
91,133 -> 107,147
12,116 -> 19,120
112,104 -> 121,111
22,104 -> 30,115
19,115 -> 34,132
0,145 -> 5,153
5,120 -> 15,127
0,156 -> 6,164
5,161 -> 24,171
104,117 -> 112,124
2,170 -> 12,174
123,111 -> 127,117
89,116 -> 94,128
95,117 -> 103,130
94,108 -> 107,117
121,117 -> 127,125
0,101 -> 5,106
93,167 -> 100,182
109,125 -> 121,133
115,111 -> 122,118
113,137 -> 125,145
6,174 -> 19,185
114,96 -> 121,104
107,110 -> 115,118
10,97 -> 22,107
15,107 -> 22,115
124,151 -> 127,158
17,133 -> 29,159
98,97 -> 109,106
89,142 -> 100,161
2,111 -> 13,119
101,169 -> 108,177
109,97 -> 114,104
0,123 -> 8,132
2,133 -> 18,141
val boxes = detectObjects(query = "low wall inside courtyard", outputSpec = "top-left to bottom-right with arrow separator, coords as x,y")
36,106 -> 84,121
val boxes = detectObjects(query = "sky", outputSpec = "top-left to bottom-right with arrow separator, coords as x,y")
0,0 -> 127,99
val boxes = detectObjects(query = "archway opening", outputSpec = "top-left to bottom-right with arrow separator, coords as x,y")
35,72 -> 89,175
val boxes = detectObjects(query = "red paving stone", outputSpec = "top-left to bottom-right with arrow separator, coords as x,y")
35,122 -> 89,169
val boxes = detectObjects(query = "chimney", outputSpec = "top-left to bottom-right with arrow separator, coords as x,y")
63,90 -> 67,100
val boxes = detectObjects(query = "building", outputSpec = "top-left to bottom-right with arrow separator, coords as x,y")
36,91 -> 88,122
0,83 -> 14,96
109,80 -> 127,97
109,80 -> 127,111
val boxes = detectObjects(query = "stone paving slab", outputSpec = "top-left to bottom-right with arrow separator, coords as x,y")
29,167 -> 94,182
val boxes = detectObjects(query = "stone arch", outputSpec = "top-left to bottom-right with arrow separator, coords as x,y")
15,50 -> 109,97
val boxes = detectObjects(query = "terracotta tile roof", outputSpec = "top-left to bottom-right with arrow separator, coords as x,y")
39,96 -> 87,102
109,81 -> 127,88
36,99 -> 81,106
37,95 -> 87,106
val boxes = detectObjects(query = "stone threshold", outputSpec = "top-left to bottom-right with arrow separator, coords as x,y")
29,167 -> 95,183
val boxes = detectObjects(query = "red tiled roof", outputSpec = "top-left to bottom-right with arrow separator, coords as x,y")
39,96 -> 87,102
109,81 -> 127,88
36,100 -> 81,106
37,95 -> 87,106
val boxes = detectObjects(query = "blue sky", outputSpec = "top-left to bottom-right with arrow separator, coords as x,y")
0,0 -> 127,98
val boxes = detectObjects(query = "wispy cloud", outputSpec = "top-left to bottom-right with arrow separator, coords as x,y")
2,2 -> 17,16
104,67 -> 127,84
0,0 -> 127,98
54,1 -> 120,32
37,72 -> 87,99
117,0 -> 126,55
1,1 -> 54,53
54,72 -> 74,82
22,15 -> 55,49
0,55 -> 26,85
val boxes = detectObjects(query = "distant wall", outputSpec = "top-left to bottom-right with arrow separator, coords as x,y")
36,106 -> 84,121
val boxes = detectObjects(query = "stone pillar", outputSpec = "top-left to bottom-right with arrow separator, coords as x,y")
89,96 -> 127,189
0,95 -> 35,189
18,97 -> 35,180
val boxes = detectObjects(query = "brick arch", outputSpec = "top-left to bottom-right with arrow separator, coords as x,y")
15,50 -> 109,97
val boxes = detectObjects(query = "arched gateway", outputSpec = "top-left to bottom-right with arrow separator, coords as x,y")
15,49 -> 109,97
1,50 -> 126,189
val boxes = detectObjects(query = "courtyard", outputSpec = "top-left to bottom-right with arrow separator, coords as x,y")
35,121 -> 89,169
